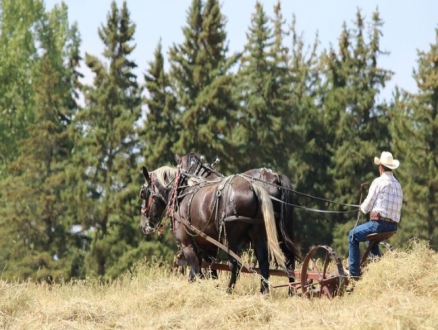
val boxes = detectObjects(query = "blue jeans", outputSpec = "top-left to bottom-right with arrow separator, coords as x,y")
348,220 -> 397,277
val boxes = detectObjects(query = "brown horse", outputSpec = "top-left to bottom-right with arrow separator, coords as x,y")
175,153 -> 301,293
140,165 -> 285,294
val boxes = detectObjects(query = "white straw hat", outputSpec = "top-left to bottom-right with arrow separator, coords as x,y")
374,151 -> 400,169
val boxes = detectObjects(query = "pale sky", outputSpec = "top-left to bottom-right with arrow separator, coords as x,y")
45,0 -> 437,101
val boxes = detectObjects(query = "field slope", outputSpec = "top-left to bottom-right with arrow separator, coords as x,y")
1,239 -> 437,330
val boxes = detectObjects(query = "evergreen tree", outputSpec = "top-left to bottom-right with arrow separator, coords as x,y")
389,29 -> 438,249
322,10 -> 393,254
236,2 -> 275,168
139,41 -> 182,261
142,40 -> 178,167
0,3 -> 82,281
0,0 -> 43,168
281,16 -> 327,252
235,2 -> 295,171
265,1 -> 294,173
169,0 -> 238,172
69,1 -> 143,278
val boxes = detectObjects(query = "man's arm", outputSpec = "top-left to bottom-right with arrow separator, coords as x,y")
360,180 -> 378,214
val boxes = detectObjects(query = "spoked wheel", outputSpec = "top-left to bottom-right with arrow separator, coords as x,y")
300,245 -> 348,299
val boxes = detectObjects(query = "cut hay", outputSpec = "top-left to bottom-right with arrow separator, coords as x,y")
1,239 -> 437,329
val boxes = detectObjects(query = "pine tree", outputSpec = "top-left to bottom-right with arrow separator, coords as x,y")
69,1 -> 143,278
0,4 -> 82,281
389,29 -> 438,249
169,0 -> 238,172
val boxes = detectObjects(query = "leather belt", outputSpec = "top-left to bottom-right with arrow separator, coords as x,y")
376,217 -> 397,223
370,212 -> 397,223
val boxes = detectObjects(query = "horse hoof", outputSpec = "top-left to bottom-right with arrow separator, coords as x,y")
288,288 -> 297,297
260,286 -> 271,296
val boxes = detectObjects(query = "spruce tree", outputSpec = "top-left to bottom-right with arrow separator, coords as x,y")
281,16 -> 327,252
389,29 -> 438,249
265,1 -> 294,173
169,0 -> 238,172
322,10 -> 393,254
235,2 -> 295,171
69,1 -> 143,278
142,40 -> 178,167
0,0 -> 43,168
234,1 -> 282,170
0,4 -> 82,281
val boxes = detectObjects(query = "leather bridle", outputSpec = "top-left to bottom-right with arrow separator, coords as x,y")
140,175 -> 168,233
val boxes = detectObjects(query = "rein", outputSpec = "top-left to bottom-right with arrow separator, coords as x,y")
166,169 -> 182,229
268,195 -> 359,214
184,160 -> 361,212
240,173 -> 359,209
350,182 -> 369,242
184,170 -> 360,214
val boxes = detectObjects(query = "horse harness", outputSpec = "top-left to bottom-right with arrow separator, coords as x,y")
140,173 -> 176,234
174,174 -> 236,238
169,172 -> 293,283
170,173 -> 266,259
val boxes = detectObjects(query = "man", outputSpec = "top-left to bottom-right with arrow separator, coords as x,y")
348,151 -> 403,279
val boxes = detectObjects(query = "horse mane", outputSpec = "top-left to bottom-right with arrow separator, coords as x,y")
152,166 -> 179,187
187,175 -> 224,186
187,176 -> 203,186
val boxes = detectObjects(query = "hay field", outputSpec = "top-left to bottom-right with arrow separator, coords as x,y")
1,239 -> 437,330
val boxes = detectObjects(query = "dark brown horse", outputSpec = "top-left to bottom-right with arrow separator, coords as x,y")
140,165 -> 285,294
175,153 -> 301,293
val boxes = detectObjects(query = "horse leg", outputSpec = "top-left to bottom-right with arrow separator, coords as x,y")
181,243 -> 202,282
224,223 -> 252,293
210,267 -> 218,280
226,241 -> 241,294
205,258 -> 219,280
250,226 -> 270,295
172,218 -> 203,282
200,254 -> 218,280
285,249 -> 296,296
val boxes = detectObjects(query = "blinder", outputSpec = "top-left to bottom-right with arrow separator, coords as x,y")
139,177 -> 167,233
140,182 -> 166,204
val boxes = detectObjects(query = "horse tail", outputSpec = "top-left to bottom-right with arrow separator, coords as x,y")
278,174 -> 302,262
251,182 -> 286,267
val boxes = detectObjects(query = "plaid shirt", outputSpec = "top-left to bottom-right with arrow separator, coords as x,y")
360,172 -> 403,222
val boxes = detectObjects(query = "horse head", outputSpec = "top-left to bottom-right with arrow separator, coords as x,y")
139,165 -> 178,234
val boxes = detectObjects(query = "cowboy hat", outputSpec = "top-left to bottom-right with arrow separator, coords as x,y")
374,151 -> 400,169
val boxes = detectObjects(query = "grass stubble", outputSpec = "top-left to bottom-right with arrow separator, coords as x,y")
1,239 -> 437,330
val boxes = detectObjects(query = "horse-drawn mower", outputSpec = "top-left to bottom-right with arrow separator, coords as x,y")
172,231 -> 395,299
140,153 -> 396,298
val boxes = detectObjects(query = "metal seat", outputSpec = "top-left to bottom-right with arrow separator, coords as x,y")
360,231 -> 397,272
365,231 -> 396,242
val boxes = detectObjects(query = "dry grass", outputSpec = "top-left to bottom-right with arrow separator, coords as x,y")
1,239 -> 437,330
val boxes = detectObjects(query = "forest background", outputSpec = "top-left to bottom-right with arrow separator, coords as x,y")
0,0 -> 437,282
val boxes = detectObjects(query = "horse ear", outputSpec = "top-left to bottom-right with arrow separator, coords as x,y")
142,166 -> 151,185
174,153 -> 181,164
